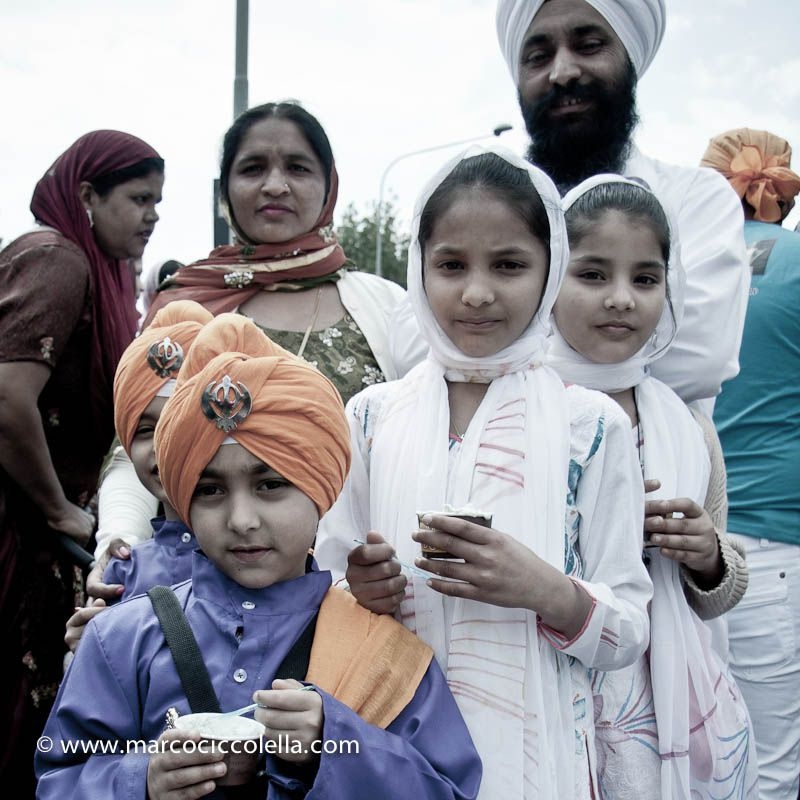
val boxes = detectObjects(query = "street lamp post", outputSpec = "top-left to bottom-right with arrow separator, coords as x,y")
374,124 -> 512,278
233,0 -> 249,119
215,0 -> 250,247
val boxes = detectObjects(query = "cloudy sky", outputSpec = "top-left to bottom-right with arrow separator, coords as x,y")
2,0 -> 798,275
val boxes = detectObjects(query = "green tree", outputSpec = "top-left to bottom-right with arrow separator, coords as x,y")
336,198 -> 410,288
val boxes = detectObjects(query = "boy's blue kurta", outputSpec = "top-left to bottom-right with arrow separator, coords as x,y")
36,552 -> 482,799
103,516 -> 197,601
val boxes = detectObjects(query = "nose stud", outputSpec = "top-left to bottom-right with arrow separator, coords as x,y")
282,183 -> 291,194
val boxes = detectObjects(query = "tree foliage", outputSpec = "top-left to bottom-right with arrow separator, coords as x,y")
336,198 -> 410,289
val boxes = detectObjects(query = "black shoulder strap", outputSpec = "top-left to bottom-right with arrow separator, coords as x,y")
275,612 -> 319,682
148,584 -> 320,711
147,585 -> 221,713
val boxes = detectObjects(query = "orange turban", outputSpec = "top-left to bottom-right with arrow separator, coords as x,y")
701,128 -> 800,223
177,312 -> 297,384
154,315 -> 351,524
113,300 -> 213,454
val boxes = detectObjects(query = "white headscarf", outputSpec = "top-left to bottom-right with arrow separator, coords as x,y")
407,144 -> 568,381
496,0 -> 666,81
547,174 -> 685,393
547,175 -> 757,798
369,143 -> 575,797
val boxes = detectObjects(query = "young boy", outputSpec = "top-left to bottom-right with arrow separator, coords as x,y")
37,316 -> 482,799
103,299 -> 212,599
64,300 -> 212,652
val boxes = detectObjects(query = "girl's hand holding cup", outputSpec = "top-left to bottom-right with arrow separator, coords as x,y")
413,513 -> 539,609
644,497 -> 724,585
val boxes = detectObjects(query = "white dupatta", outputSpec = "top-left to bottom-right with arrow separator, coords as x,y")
639,381 -> 757,798
548,175 -> 757,799
368,144 -> 575,798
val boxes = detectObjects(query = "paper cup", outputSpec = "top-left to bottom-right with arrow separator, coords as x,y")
173,712 -> 265,786
416,511 -> 493,559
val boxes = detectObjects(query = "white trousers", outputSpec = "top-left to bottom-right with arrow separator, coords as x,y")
727,536 -> 800,800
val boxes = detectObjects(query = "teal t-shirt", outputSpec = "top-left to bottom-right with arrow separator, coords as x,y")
713,220 -> 800,543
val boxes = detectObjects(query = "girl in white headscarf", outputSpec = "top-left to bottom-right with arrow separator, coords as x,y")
315,146 -> 652,799
549,175 -> 757,799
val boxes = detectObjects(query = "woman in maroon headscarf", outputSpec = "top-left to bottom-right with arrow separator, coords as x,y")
0,130 -> 163,793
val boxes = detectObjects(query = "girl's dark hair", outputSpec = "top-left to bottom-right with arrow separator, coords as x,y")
219,101 -> 333,209
90,157 -> 165,197
565,181 -> 671,265
418,153 -> 550,256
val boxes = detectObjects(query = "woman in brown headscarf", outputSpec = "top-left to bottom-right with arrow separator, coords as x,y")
145,100 -> 419,402
0,130 -> 164,793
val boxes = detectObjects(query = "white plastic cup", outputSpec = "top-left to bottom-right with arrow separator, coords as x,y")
173,712 -> 265,786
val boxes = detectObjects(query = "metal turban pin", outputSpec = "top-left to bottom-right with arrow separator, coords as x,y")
146,336 -> 184,378
201,374 -> 253,432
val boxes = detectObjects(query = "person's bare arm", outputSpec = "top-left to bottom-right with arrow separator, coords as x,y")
0,360 -> 93,544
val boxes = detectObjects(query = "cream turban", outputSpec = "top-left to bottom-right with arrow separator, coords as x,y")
154,315 -> 351,524
113,300 -> 213,454
700,128 -> 800,223
496,0 -> 666,82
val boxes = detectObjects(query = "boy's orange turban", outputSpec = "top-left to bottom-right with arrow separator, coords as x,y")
177,312 -> 297,383
701,128 -> 800,223
154,315 -> 350,524
113,300 -> 213,454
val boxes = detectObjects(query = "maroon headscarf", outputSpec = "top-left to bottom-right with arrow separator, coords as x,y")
30,129 -> 163,440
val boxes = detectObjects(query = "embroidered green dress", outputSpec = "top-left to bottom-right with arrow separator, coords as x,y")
249,312 -> 386,404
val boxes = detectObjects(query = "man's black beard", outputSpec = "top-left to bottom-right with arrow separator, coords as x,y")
520,61 -> 639,194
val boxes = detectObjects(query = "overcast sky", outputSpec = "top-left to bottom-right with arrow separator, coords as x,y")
2,0 -> 798,274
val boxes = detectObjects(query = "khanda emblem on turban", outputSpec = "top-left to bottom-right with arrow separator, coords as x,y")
201,375 -> 253,432
147,336 -> 184,378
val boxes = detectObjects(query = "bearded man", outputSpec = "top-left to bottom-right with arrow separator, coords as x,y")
497,0 -> 750,407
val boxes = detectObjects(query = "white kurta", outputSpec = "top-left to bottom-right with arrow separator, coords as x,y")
623,147 -> 750,405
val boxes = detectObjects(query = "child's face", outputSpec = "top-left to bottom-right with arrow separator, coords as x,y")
554,210 -> 666,364
423,187 -> 549,358
130,396 -> 169,505
189,443 -> 319,590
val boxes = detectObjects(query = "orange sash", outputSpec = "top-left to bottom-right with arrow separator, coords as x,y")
306,588 -> 433,729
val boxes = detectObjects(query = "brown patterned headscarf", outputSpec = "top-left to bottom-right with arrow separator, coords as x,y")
701,128 -> 800,222
142,130 -> 347,328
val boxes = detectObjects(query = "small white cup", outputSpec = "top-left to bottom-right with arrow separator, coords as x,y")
173,712 -> 265,786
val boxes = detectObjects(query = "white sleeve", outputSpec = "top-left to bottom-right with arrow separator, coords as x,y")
94,447 -> 159,559
315,394 -> 375,582
541,405 -> 652,671
649,168 -> 750,403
